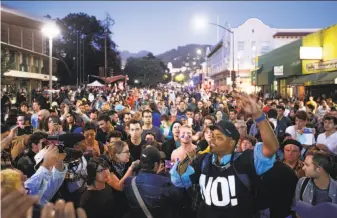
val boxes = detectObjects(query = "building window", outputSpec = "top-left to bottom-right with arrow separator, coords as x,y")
237,41 -> 245,51
261,41 -> 270,54
251,58 -> 255,66
251,41 -> 256,49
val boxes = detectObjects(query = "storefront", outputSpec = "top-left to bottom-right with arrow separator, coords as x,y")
297,24 -> 337,99
256,39 -> 303,97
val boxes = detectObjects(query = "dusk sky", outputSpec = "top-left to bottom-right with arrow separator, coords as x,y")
3,1 -> 337,55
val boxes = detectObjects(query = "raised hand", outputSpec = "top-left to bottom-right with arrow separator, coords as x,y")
1,189 -> 39,218
235,93 -> 261,118
41,200 -> 87,218
42,145 -> 60,170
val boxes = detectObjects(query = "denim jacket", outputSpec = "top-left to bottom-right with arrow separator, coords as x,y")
124,171 -> 184,218
24,165 -> 67,205
294,177 -> 337,205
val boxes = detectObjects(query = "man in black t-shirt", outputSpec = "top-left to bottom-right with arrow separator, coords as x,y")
95,114 -> 113,144
127,119 -> 147,160
170,94 -> 283,218
80,157 -> 114,218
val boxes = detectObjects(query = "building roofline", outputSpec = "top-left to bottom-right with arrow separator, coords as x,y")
207,40 -> 223,58
1,4 -> 52,24
276,28 -> 321,32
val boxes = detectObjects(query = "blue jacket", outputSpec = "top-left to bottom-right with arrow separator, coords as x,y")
152,111 -> 162,128
25,165 -> 67,205
124,171 -> 184,218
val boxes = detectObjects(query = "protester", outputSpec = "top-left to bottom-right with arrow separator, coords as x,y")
2,83 -> 337,218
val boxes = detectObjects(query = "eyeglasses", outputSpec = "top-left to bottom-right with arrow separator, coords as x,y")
96,167 -> 108,173
120,150 -> 130,155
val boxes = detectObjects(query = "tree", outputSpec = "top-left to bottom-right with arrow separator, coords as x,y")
53,12 -> 121,85
123,54 -> 169,86
0,49 -> 14,85
1,49 -> 11,78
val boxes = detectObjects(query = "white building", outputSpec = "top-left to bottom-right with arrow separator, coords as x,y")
206,18 -> 319,92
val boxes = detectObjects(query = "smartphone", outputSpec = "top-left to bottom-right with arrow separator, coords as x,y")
165,160 -> 174,169
188,118 -> 193,126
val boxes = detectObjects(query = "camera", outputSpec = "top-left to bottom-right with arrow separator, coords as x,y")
46,134 -> 85,164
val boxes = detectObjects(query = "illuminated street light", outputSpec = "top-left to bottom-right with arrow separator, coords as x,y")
134,79 -> 140,84
192,15 -> 235,90
193,16 -> 208,30
42,23 -> 60,102
196,49 -> 202,55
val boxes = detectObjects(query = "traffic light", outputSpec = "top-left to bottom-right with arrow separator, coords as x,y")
231,70 -> 236,82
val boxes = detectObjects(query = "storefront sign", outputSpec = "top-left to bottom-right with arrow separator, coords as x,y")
274,65 -> 284,76
302,24 -> 337,74
300,47 -> 323,60
305,59 -> 337,73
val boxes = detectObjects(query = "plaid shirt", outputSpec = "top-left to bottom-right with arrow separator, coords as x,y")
283,159 -> 305,178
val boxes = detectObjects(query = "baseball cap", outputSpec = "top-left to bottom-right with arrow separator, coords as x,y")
281,139 -> 303,151
210,120 -> 240,142
294,201 -> 337,218
140,147 -> 161,167
34,148 -> 47,168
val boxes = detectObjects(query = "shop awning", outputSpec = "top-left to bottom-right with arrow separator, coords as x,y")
317,71 -> 337,85
290,73 -> 326,86
102,75 -> 128,83
4,70 -> 57,81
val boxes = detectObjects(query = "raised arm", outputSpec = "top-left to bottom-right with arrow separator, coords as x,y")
237,94 -> 279,157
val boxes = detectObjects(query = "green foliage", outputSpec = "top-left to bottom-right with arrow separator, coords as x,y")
124,53 -> 170,86
53,12 -> 121,85
1,49 -> 11,78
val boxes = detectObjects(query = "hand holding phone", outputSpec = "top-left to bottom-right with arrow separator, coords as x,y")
165,160 -> 174,169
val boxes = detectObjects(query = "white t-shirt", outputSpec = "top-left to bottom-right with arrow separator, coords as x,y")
286,125 -> 316,156
317,131 -> 337,155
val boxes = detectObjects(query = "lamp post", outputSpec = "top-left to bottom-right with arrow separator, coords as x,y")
252,46 -> 258,93
237,56 -> 241,89
42,23 -> 60,103
194,17 -> 235,90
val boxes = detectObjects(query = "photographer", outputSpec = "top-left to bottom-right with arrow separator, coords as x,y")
46,115 -> 65,136
24,144 -> 68,205
123,146 -> 184,218
15,131 -> 48,178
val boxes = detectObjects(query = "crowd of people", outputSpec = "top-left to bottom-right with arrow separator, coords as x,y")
1,85 -> 337,218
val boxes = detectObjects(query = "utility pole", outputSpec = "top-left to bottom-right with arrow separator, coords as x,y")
82,36 -> 85,84
104,31 -> 107,79
103,13 -> 115,79
76,31 -> 79,87
79,37 -> 82,86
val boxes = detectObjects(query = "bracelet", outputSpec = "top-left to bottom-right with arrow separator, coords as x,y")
254,113 -> 266,123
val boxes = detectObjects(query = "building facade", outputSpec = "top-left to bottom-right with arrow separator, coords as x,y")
206,18 -> 319,91
293,24 -> 337,99
1,6 -> 58,102
255,39 -> 303,97
255,23 -> 337,99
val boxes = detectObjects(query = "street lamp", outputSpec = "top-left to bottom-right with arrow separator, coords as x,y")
193,16 -> 235,90
237,55 -> 241,87
42,23 -> 60,102
196,49 -> 202,55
